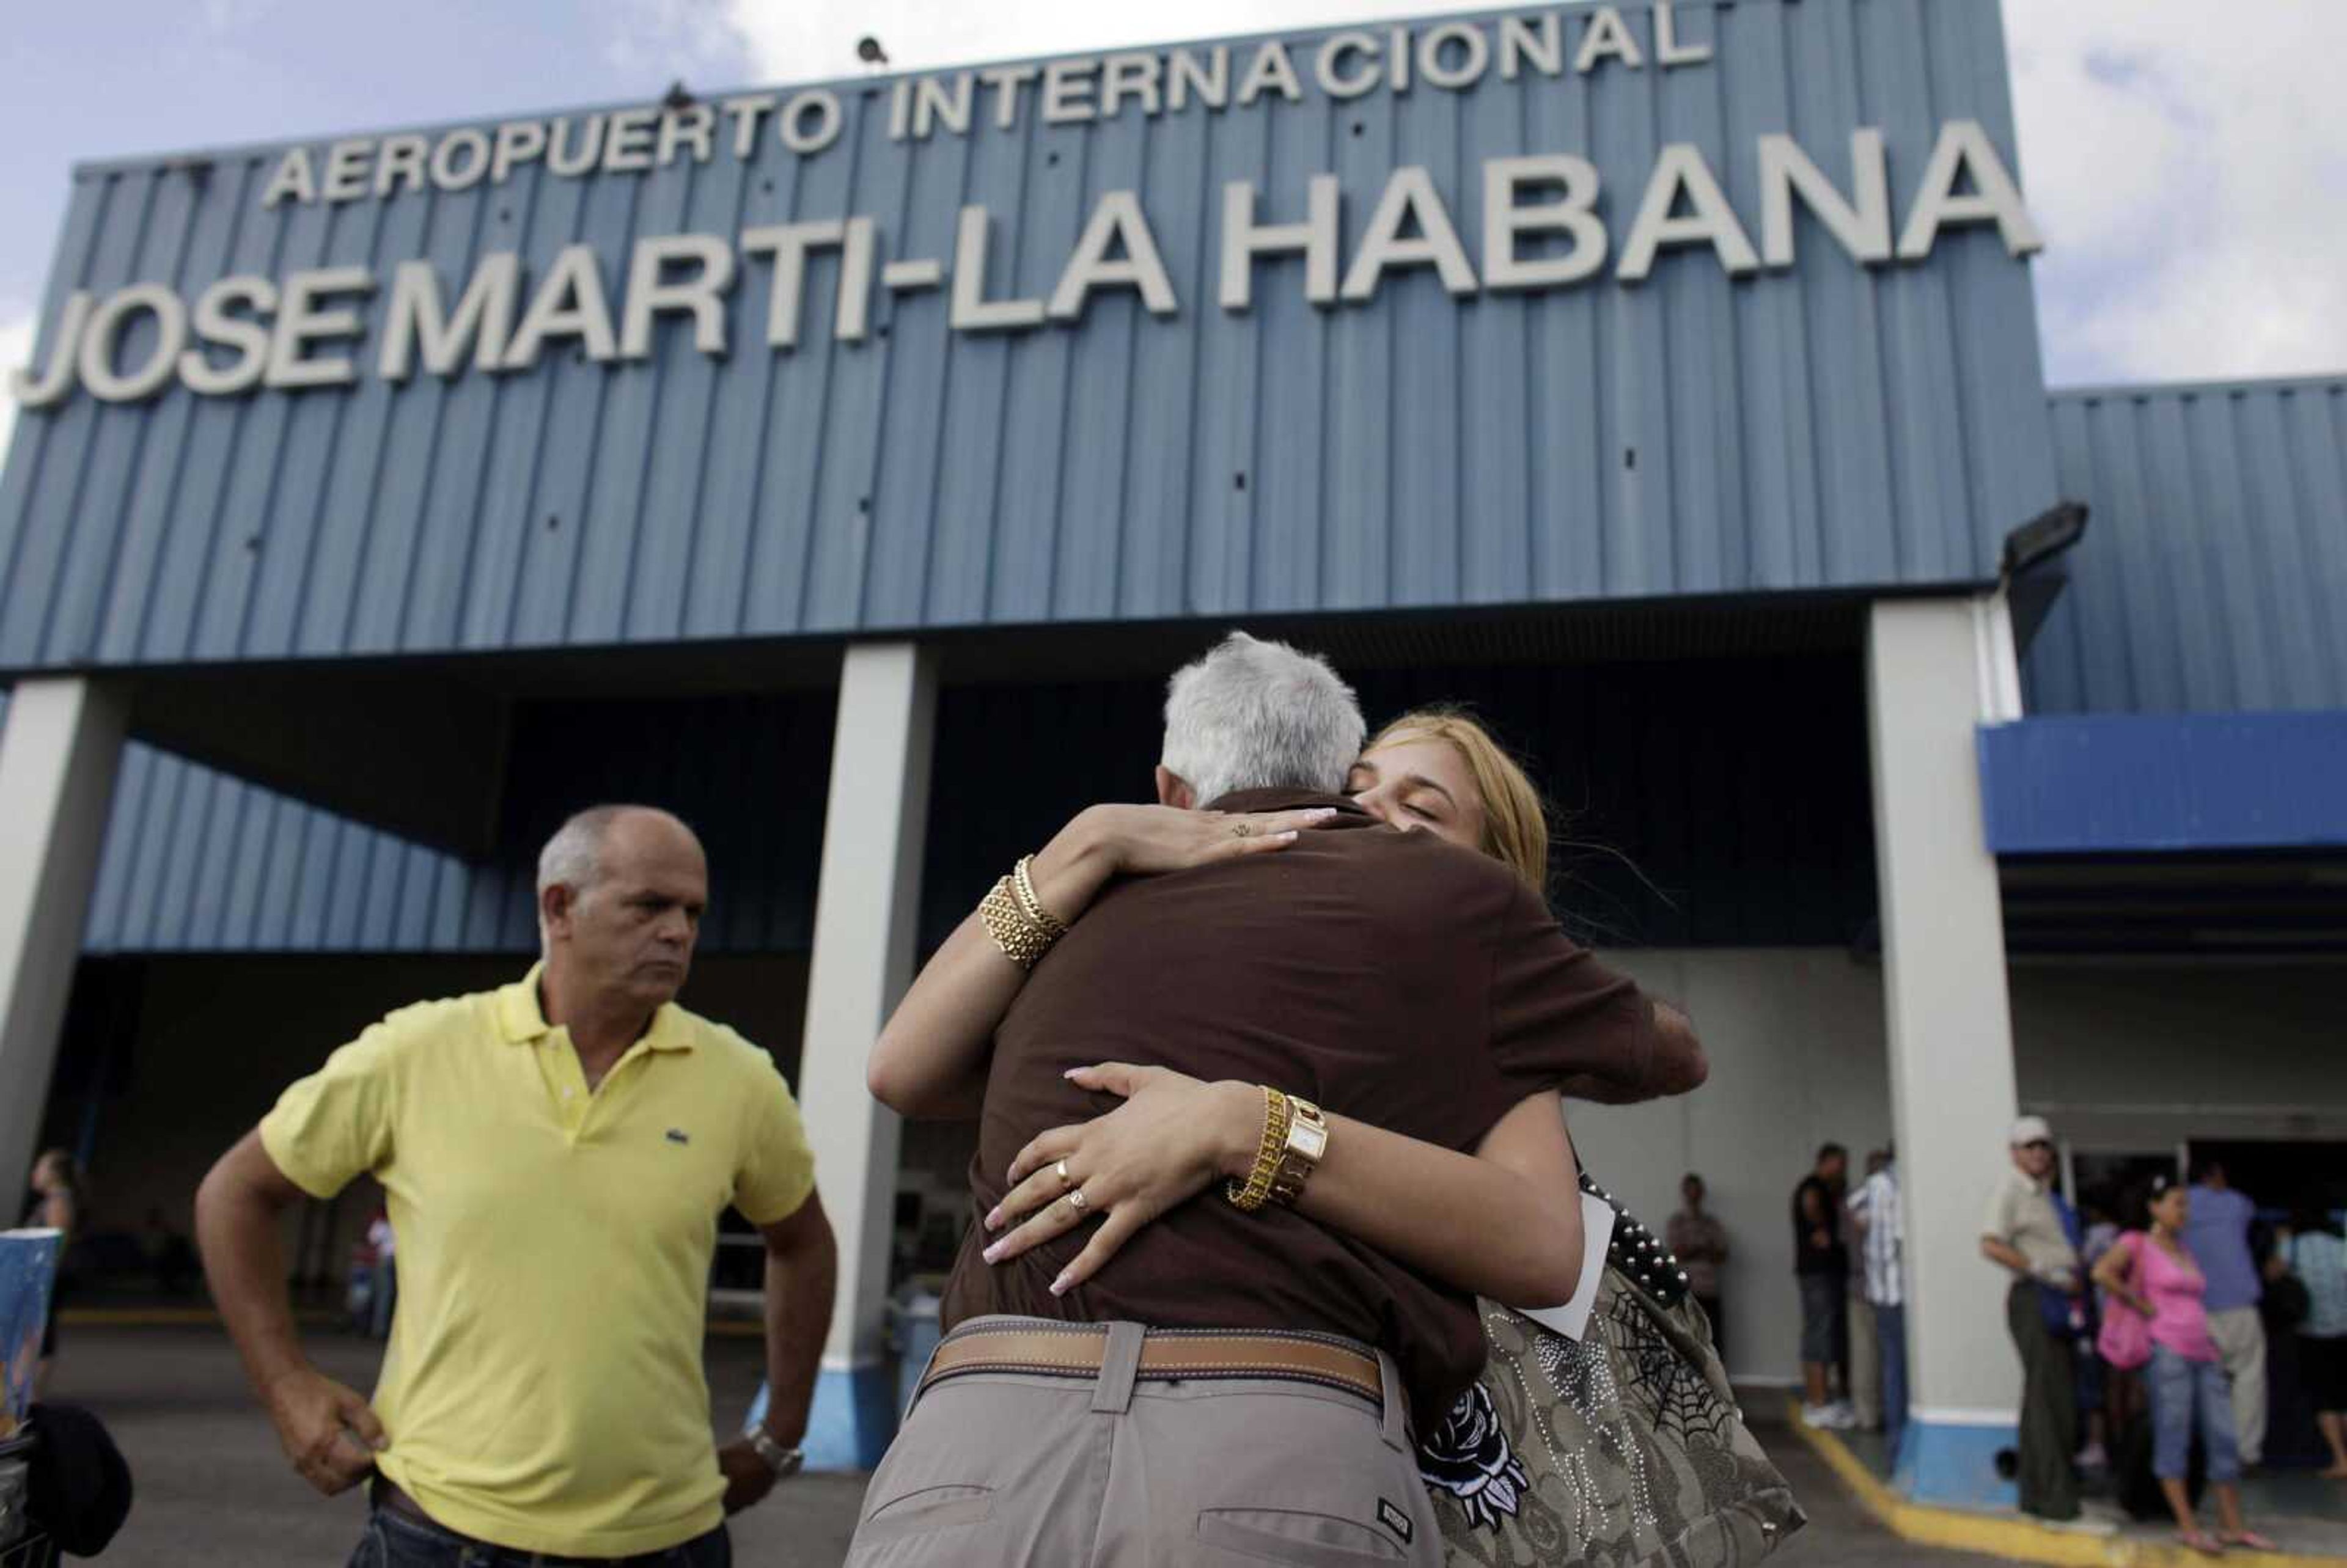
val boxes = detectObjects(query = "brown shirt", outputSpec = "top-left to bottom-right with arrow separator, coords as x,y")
941,789 -> 1664,1426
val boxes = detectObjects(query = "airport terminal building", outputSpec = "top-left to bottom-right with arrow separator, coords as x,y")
2,0 -> 2341,1502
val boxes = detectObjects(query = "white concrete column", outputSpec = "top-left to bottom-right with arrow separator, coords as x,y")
0,678 -> 129,1195
793,642 -> 936,1467
1866,596 -> 2022,1504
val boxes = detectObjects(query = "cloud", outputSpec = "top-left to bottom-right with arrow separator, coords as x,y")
602,0 -> 745,80
2004,0 -> 2347,386
715,0 -> 1490,86
0,307 -> 34,471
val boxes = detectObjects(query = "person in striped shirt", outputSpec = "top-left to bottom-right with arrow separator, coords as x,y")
1848,1146 -> 1907,1465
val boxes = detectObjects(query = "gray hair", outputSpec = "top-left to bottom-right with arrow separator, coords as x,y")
537,805 -> 635,904
1161,632 -> 1365,807
536,805 -> 693,942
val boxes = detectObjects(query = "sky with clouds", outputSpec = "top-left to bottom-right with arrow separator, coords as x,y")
2,0 -> 2343,464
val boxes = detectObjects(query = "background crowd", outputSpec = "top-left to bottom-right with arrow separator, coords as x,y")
1754,1123 -> 2343,1550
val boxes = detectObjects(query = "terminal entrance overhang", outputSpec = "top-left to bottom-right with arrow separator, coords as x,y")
49,585 -> 1900,863
1981,711 -> 2347,959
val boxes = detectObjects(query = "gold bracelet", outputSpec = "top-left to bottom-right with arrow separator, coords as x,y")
1010,855 -> 1068,939
980,877 -> 1056,970
1225,1086 -> 1293,1213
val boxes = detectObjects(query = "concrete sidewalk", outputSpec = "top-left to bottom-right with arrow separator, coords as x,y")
1793,1406 -> 2347,1567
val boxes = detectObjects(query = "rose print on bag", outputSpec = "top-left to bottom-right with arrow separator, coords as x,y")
1419,1381 -> 1530,1531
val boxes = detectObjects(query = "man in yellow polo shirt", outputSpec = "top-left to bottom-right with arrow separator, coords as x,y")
196,804 -> 836,1565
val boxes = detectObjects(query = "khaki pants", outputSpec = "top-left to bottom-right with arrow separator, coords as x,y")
1846,1284 -> 1880,1426
848,1318 -> 1441,1567
2206,1306 -> 2268,1467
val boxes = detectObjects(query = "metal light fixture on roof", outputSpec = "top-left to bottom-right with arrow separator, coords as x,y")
857,37 -> 891,68
2000,502 -> 2088,581
663,80 -> 696,112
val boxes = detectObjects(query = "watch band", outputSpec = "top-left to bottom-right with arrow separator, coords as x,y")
746,1427 -> 804,1478
1269,1096 -> 1328,1207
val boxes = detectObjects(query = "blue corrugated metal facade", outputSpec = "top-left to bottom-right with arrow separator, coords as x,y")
2026,376 -> 2347,715
0,0 -> 2055,671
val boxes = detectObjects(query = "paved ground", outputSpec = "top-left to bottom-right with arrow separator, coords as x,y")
1758,1424 -> 2004,1567
35,1324 -> 2002,1566
37,1326 -> 861,1566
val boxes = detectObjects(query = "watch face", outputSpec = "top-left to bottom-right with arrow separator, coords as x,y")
1290,1121 -> 1328,1160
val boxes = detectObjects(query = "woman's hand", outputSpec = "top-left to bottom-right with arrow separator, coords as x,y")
979,1064 -> 1260,1296
1067,803 -> 1340,879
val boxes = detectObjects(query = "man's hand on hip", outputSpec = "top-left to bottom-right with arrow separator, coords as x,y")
266,1366 -> 386,1496
717,1437 -> 779,1515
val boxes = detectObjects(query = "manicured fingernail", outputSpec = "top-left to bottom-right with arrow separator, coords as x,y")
1276,831 -> 1298,842
1063,1067 -> 1085,1080
983,1207 -> 1003,1230
1049,1270 -> 1072,1296
1310,808 -> 1339,819
983,1241 -> 1005,1263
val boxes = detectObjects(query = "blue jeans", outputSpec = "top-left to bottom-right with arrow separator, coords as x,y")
369,1257 -> 397,1340
1873,1303 -> 1908,1465
349,1504 -> 731,1567
2151,1343 -> 2241,1484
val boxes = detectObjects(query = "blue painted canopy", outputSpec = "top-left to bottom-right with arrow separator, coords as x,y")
1978,711 -> 2347,855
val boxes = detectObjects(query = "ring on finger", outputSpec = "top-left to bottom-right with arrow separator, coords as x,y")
1232,821 -> 1254,838
1055,1157 -> 1071,1187
1067,1188 -> 1088,1212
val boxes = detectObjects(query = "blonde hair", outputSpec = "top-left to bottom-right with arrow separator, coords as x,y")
1366,708 -> 1550,893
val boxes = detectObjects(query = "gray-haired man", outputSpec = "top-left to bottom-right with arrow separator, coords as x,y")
197,805 -> 836,1566
853,633 -> 1677,1566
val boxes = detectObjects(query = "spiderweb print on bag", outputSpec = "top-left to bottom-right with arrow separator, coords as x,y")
1600,1288 -> 1738,1448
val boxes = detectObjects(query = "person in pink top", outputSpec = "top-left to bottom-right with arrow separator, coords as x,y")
2093,1177 -> 2275,1556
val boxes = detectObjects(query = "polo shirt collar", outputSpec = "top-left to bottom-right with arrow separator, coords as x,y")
496,964 -> 696,1053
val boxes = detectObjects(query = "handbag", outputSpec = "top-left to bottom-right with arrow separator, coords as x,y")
2268,1237 -> 2312,1331
2096,1234 -> 2153,1371
1420,1179 -> 1804,1566
2038,1190 -> 2088,1339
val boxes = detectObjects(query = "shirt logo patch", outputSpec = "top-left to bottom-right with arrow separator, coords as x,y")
665,1129 -> 691,1145
1376,1498 -> 1414,1544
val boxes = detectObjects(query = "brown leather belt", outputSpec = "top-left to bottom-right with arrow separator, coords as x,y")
918,1322 -> 1386,1408
370,1476 -> 446,1533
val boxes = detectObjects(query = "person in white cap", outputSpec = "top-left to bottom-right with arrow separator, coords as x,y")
1980,1115 -> 2082,1520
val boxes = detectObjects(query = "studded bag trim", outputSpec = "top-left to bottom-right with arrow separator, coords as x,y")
1581,1170 -> 1692,1310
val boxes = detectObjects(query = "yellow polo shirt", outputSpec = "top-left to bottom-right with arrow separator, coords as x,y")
259,967 -> 816,1558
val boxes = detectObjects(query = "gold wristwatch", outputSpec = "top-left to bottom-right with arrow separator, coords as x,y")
1269,1096 -> 1329,1206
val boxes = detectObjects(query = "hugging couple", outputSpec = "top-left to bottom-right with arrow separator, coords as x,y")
851,631 -> 1728,1567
